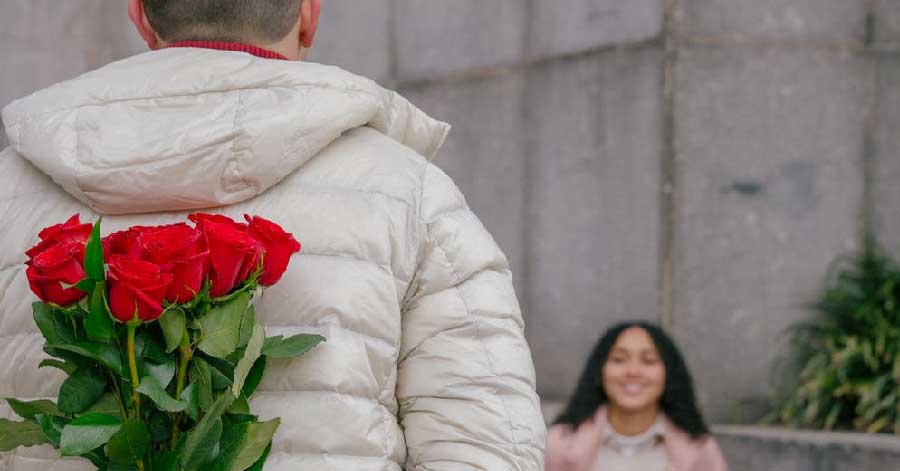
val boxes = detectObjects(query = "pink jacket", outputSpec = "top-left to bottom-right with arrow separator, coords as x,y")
544,407 -> 728,471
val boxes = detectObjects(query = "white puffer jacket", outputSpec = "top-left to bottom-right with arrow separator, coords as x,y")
0,48 -> 545,470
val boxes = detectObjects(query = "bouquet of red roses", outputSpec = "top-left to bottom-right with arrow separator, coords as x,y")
2,213 -> 324,470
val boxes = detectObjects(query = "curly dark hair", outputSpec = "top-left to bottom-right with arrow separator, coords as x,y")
554,321 -> 711,438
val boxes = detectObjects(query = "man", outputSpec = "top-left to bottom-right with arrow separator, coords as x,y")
0,1 -> 545,470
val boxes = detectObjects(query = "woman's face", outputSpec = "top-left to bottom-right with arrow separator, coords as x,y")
601,327 -> 666,414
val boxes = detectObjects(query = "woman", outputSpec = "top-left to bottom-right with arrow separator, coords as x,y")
545,322 -> 727,471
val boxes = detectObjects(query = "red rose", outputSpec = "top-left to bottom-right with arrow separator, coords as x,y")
103,226 -> 154,259
25,241 -> 88,306
138,223 -> 208,304
25,214 -> 92,259
191,215 -> 260,297
188,213 -> 248,231
107,255 -> 173,322
245,215 -> 301,286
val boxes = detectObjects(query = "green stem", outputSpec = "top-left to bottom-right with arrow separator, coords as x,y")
170,326 -> 193,448
126,320 -> 141,419
126,318 -> 146,470
108,373 -> 128,419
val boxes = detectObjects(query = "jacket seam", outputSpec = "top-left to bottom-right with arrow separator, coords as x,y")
9,83 -> 381,127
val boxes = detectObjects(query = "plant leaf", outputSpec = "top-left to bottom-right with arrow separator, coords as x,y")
59,413 -> 121,456
181,393 -> 233,469
246,443 -> 271,471
201,419 -> 279,471
35,414 -> 67,447
180,383 -> 200,422
33,302 -> 76,345
106,418 -> 151,465
238,305 -> 255,349
58,367 -> 108,414
85,281 -> 115,343
0,418 -> 50,451
39,358 -> 78,374
198,292 -> 251,358
136,376 -> 187,412
50,342 -> 125,377
82,392 -> 123,419
84,218 -> 105,281
151,451 -> 181,471
190,357 -> 214,412
242,357 -> 266,399
159,308 -> 186,353
261,334 -> 326,359
6,399 -> 63,422
145,359 -> 177,390
232,322 -> 265,398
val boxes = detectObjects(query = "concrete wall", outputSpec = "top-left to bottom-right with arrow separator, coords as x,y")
1,0 -> 898,426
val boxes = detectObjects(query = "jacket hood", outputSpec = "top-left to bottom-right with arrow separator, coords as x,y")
1,48 -> 450,214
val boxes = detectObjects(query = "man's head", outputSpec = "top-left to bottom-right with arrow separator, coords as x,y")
128,0 -> 321,60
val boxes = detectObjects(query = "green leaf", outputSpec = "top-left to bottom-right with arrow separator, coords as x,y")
159,308 -> 186,353
33,302 -> 76,345
59,413 -> 121,456
85,281 -> 115,343
242,357 -> 266,399
190,357 -> 214,412
180,383 -> 201,422
136,376 -> 187,412
106,419 -> 150,465
183,417 -> 223,469
0,418 -> 50,451
135,329 -> 170,364
82,392 -> 123,419
238,305 -> 255,349
6,398 -> 63,421
261,333 -> 326,358
84,218 -> 105,282
39,358 -> 78,374
152,451 -> 181,471
49,342 -> 125,377
198,292 -> 251,358
145,359 -> 177,389
182,393 -> 233,469
246,443 -> 271,471
148,411 -> 172,444
208,362 -> 234,391
35,414 -> 67,447
202,419 -> 279,471
75,278 -> 97,293
227,419 -> 279,471
58,367 -> 108,414
226,395 -> 250,415
232,322 -> 265,398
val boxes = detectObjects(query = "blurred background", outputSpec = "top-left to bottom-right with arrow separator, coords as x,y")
2,1 -> 900,469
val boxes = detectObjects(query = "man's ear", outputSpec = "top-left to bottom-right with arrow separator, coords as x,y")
128,0 -> 163,50
299,0 -> 322,48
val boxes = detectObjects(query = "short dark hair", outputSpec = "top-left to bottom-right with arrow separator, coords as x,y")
141,0 -> 303,43
554,321 -> 711,438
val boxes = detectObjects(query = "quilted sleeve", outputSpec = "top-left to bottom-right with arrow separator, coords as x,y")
397,163 -> 545,470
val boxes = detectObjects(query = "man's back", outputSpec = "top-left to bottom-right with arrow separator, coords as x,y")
0,47 -> 545,470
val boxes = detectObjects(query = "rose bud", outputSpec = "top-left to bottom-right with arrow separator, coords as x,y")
107,255 -> 174,322
194,218 -> 261,297
139,223 -> 208,304
25,214 -> 93,259
25,241 -> 88,306
245,215 -> 301,286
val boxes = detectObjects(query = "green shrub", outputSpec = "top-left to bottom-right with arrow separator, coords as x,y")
774,237 -> 900,433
